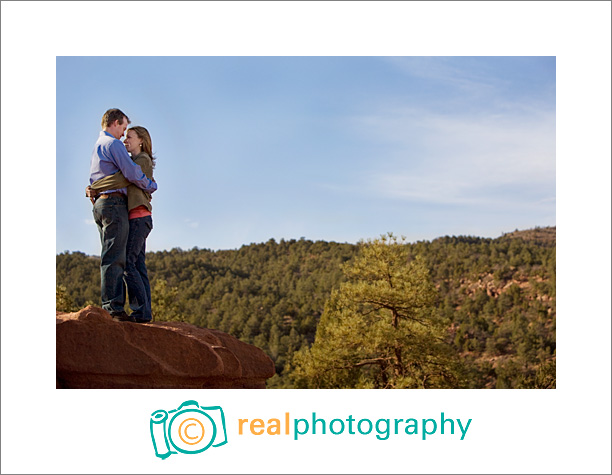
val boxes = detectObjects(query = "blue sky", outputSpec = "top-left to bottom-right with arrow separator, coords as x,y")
57,56 -> 555,255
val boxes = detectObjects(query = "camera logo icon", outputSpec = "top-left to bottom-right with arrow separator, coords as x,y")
150,400 -> 228,459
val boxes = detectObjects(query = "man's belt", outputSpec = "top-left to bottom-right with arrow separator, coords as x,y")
96,192 -> 126,201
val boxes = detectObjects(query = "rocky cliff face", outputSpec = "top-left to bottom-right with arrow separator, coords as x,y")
56,306 -> 275,389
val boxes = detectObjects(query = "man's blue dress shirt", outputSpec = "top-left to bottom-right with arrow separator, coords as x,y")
89,131 -> 157,195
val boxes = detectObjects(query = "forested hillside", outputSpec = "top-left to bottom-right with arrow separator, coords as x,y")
56,227 -> 556,388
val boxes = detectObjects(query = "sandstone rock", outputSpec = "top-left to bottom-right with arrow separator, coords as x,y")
56,306 -> 275,389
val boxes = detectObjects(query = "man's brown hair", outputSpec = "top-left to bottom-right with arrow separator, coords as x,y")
101,108 -> 130,128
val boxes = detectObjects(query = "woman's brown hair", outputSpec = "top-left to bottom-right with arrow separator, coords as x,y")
128,126 -> 156,168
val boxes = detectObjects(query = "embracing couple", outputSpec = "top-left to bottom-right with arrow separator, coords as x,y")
87,108 -> 157,323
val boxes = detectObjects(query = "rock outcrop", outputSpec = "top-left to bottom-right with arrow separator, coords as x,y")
56,306 -> 275,389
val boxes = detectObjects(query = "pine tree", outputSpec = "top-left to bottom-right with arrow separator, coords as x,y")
292,233 -> 464,388
56,284 -> 78,312
150,279 -> 185,322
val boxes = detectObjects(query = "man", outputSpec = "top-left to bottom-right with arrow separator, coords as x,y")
89,108 -> 157,322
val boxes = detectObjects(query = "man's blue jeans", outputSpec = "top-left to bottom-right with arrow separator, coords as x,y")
93,195 -> 128,315
124,216 -> 153,321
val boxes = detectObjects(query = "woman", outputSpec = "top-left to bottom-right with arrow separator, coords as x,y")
87,126 -> 155,323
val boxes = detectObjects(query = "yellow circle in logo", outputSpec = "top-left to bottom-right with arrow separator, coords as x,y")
178,417 -> 205,445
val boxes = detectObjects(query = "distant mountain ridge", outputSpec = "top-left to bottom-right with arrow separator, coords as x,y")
57,226 -> 556,388
499,226 -> 556,245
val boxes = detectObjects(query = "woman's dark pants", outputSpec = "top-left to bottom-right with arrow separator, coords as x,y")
124,216 -> 153,321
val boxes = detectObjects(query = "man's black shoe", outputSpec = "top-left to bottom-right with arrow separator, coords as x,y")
112,312 -> 135,322
133,317 -> 152,324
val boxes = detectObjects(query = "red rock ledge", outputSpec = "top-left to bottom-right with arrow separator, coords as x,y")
56,306 -> 275,389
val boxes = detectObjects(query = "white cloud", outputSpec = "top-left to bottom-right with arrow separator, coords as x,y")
383,57 -> 503,95
185,218 -> 199,229
351,106 -> 555,207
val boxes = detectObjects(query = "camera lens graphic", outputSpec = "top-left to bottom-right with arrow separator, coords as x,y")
178,418 -> 205,445
168,409 -> 216,454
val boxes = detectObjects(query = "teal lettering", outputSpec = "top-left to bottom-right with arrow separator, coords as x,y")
312,413 -> 326,435
357,419 -> 373,435
375,419 -> 390,440
329,419 -> 345,435
294,418 -> 309,440
394,418 -> 403,434
347,415 -> 356,434
404,418 -> 418,435
422,418 -> 437,440
441,412 -> 454,435
457,419 -> 472,440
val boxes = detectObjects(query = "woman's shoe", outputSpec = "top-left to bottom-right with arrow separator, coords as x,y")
111,311 -> 135,322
